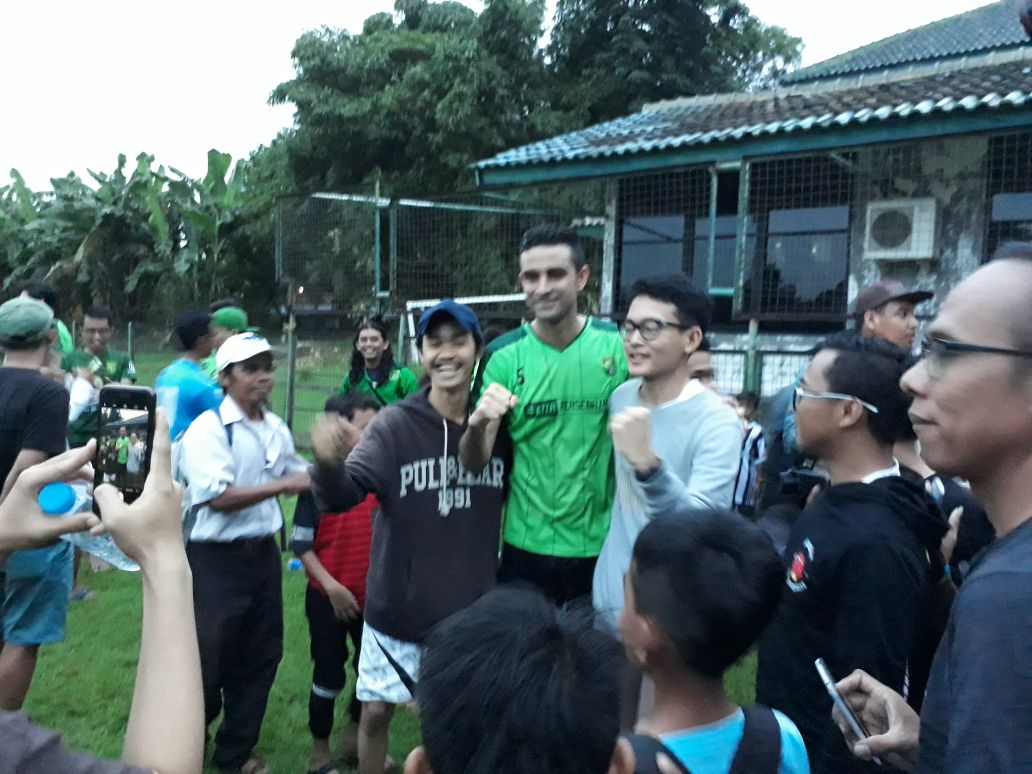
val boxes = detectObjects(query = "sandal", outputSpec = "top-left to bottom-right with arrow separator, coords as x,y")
306,765 -> 339,774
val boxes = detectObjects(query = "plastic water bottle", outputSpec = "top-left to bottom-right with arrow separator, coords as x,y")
39,482 -> 140,572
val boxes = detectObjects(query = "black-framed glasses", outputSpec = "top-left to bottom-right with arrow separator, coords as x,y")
620,318 -> 688,342
793,386 -> 880,414
920,336 -> 1032,378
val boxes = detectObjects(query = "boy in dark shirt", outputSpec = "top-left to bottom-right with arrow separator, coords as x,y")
291,393 -> 380,774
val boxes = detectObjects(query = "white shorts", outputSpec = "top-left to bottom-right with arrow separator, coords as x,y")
356,623 -> 423,704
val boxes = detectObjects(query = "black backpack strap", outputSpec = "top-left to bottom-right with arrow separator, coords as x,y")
625,734 -> 692,774
729,706 -> 782,774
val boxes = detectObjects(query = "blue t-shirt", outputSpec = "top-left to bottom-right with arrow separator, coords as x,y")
156,358 -> 222,440
660,708 -> 810,774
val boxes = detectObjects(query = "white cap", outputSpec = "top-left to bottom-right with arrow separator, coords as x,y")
215,332 -> 272,373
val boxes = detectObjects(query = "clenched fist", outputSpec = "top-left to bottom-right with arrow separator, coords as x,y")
610,406 -> 660,474
311,414 -> 363,467
469,383 -> 519,429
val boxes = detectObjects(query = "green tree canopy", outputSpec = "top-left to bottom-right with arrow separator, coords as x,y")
548,0 -> 802,125
270,0 -> 561,193
269,0 -> 800,194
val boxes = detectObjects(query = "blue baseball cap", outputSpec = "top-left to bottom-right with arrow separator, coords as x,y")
416,299 -> 483,345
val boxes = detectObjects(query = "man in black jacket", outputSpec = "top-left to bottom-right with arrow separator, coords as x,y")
756,334 -> 945,774
833,244 -> 1032,773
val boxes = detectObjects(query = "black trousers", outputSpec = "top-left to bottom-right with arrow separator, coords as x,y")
187,537 -> 283,771
305,585 -> 363,739
497,543 -> 597,606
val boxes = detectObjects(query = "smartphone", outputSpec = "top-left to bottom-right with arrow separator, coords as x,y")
815,658 -> 883,766
93,385 -> 157,515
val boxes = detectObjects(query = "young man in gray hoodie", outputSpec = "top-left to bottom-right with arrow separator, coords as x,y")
592,274 -> 743,724
309,300 -> 512,774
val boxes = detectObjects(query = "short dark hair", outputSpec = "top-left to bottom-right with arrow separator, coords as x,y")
519,224 -> 586,270
83,305 -> 113,324
22,282 -> 58,314
324,393 -> 380,421
628,274 -> 711,332
418,587 -> 623,774
209,298 -> 241,313
630,508 -> 784,679
737,390 -> 760,413
813,332 -> 911,446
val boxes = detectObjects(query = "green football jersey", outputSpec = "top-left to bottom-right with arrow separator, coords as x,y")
61,348 -> 136,384
476,317 -> 628,558
62,348 -> 137,447
339,365 -> 420,406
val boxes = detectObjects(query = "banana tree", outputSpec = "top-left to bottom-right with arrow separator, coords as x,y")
166,149 -> 245,302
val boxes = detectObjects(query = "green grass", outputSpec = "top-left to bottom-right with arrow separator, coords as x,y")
26,546 -> 756,772
27,349 -> 758,770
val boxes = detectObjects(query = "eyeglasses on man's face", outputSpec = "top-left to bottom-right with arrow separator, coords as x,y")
793,386 -> 880,415
919,336 -> 1032,378
620,318 -> 689,342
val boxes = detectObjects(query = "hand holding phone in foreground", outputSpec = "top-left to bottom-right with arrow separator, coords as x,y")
833,669 -> 921,772
0,442 -> 99,556
92,409 -> 184,568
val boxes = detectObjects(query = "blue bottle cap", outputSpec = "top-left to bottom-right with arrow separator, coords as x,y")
39,482 -> 76,515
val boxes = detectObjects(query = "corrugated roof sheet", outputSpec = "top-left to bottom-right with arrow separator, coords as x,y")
474,58 -> 1032,171
784,1 -> 1028,85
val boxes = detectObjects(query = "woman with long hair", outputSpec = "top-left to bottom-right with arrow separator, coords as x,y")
338,320 -> 419,406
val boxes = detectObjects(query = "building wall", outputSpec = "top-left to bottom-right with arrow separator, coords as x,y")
847,135 -> 990,320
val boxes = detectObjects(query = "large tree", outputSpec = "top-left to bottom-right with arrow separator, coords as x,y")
548,0 -> 802,125
270,0 -> 561,194
270,0 -> 800,194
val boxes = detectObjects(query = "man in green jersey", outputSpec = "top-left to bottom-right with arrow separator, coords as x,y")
62,305 -> 137,448
461,224 -> 628,604
114,427 -> 131,480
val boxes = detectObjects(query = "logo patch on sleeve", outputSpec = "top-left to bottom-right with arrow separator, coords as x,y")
787,538 -> 815,592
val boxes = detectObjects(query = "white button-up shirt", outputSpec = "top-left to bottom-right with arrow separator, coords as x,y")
180,397 -> 307,542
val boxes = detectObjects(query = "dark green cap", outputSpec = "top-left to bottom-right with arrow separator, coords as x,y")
0,297 -> 55,349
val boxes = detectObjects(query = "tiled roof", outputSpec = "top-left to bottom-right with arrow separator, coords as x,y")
785,1 -> 1029,85
473,56 -> 1032,172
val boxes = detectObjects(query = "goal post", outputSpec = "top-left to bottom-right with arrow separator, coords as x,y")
401,293 -> 527,362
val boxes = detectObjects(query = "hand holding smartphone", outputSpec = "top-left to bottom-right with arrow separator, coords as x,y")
815,658 -> 884,766
93,386 -> 156,515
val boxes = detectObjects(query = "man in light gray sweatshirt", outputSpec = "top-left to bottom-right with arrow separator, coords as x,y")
593,274 -> 743,628
594,274 -> 743,728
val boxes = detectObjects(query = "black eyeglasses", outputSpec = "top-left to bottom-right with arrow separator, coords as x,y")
620,318 -> 689,342
920,337 -> 1032,378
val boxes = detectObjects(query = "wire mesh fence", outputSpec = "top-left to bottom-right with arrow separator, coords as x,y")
275,187 -> 606,442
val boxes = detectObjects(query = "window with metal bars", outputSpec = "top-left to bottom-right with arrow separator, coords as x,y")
986,132 -> 1032,257
743,154 -> 854,322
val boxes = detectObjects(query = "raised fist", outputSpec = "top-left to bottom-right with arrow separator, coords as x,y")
469,383 -> 519,429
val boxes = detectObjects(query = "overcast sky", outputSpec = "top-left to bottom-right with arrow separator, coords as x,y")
0,0 -> 998,190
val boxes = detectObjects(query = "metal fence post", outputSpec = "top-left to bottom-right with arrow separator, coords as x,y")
127,321 -> 134,362
284,282 -> 297,428
601,181 -> 617,316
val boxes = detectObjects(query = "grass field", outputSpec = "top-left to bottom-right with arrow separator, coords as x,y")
22,349 -> 758,772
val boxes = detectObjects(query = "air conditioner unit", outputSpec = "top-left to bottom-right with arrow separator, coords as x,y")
863,198 -> 937,260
